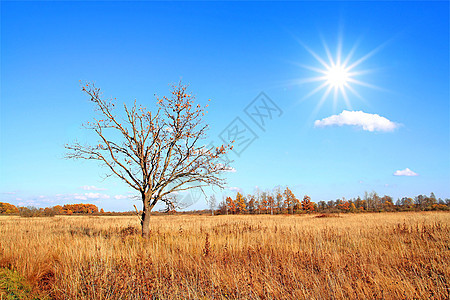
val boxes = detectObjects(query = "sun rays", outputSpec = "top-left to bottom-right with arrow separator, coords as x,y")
297,34 -> 386,114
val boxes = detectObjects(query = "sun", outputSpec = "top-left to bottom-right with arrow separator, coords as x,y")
296,35 -> 385,112
326,64 -> 350,88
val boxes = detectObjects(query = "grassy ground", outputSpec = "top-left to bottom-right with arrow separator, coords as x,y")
0,212 -> 449,299
0,267 -> 46,299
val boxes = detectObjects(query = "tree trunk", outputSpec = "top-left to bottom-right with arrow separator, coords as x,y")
141,196 -> 151,238
142,207 -> 151,237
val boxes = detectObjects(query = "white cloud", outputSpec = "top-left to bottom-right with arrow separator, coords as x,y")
85,192 -> 110,199
80,185 -> 107,191
394,168 -> 418,176
228,187 -> 241,192
314,110 -> 399,132
71,192 -> 110,201
114,195 -> 129,200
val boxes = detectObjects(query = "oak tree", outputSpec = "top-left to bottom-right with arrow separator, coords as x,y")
66,82 -> 233,237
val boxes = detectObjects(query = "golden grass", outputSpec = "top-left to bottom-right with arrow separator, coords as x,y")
0,212 -> 449,299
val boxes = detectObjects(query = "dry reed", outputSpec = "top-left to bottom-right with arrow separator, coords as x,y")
0,212 -> 449,299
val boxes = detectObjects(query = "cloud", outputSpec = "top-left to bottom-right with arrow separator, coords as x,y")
85,193 -> 110,199
72,193 -> 110,201
314,110 -> 399,132
114,195 -> 129,200
393,168 -> 418,176
80,185 -> 107,191
228,187 -> 241,192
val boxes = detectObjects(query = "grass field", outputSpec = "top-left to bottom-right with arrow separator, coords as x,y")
0,212 -> 449,299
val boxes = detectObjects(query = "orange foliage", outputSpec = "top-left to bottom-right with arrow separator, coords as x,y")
225,197 -> 236,214
301,195 -> 315,212
0,202 -> 18,214
63,204 -> 99,214
338,201 -> 351,211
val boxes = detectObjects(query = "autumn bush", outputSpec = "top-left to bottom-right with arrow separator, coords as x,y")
0,202 -> 19,214
0,212 -> 449,299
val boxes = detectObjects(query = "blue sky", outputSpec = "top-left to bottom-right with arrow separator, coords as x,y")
1,1 -> 449,211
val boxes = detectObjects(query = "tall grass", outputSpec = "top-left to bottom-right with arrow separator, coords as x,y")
0,212 -> 449,299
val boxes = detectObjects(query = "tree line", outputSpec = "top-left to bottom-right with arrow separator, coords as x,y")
1,190 -> 448,217
0,203 -> 103,217
212,189 -> 450,215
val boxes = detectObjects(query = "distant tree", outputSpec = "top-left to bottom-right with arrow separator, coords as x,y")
18,206 -> 42,217
66,82 -> 233,237
354,196 -> 363,209
260,192 -> 268,214
247,195 -> 256,214
283,187 -> 298,214
275,189 -> 284,214
401,197 -> 414,210
63,203 -> 99,214
327,200 -> 336,209
52,205 -> 65,215
43,207 -> 56,216
0,202 -> 18,214
301,195 -> 314,213
338,200 -> 350,212
424,193 -> 437,209
236,192 -> 246,214
267,195 -> 275,215
217,198 -> 228,215
430,192 -> 436,201
381,195 -> 394,211
206,195 -> 217,216
415,194 -> 426,209
372,192 -> 381,211
225,196 -> 236,214
317,201 -> 326,211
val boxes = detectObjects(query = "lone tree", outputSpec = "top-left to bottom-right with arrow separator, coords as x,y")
66,82 -> 233,237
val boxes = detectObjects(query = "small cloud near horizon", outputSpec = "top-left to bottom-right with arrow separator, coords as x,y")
314,110 -> 399,132
393,168 -> 418,176
80,185 -> 107,191
228,187 -> 242,192
74,192 -> 110,201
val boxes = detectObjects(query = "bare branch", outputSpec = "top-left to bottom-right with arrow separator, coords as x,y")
66,81 -> 234,236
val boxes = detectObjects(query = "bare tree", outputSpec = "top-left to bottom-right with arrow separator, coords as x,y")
206,194 -> 217,216
66,82 -> 233,237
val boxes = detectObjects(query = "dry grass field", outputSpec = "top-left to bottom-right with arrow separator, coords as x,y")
0,212 -> 449,299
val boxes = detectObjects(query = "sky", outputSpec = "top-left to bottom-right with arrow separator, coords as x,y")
1,1 -> 449,211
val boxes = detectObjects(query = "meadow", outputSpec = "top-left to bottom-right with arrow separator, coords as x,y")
0,212 -> 449,299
